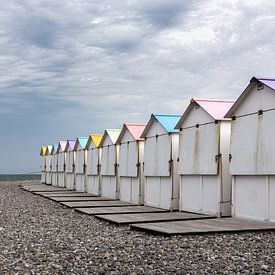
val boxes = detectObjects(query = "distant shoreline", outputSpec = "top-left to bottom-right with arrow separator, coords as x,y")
0,174 -> 40,182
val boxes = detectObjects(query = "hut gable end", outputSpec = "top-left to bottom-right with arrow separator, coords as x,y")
225,77 -> 275,118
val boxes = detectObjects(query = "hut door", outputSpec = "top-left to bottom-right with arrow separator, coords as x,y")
66,151 -> 74,173
87,149 -> 99,175
101,145 -> 116,176
52,154 -> 58,172
119,142 -> 138,177
46,156 -> 51,172
144,134 -> 171,177
75,150 -> 84,174
230,111 -> 275,175
58,152 -> 65,172
178,123 -> 219,175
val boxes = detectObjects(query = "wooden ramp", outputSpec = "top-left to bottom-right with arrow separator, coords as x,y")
61,200 -> 137,208
34,191 -> 84,196
75,206 -> 167,215
49,196 -> 111,202
96,212 -> 214,224
131,218 -> 275,235
22,185 -> 67,192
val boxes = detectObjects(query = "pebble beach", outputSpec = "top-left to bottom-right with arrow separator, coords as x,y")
0,180 -> 274,274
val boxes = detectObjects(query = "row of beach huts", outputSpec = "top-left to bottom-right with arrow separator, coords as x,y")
40,76 -> 275,222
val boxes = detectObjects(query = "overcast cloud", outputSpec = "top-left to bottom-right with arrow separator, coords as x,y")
1,0 -> 275,173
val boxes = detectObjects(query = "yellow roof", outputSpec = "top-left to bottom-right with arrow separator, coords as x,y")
42,146 -> 47,155
40,146 -> 47,156
90,134 -> 103,148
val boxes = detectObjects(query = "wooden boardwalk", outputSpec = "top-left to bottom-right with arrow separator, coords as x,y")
75,206 -> 167,215
49,196 -> 113,202
61,200 -> 137,208
96,212 -> 214,224
34,191 -> 90,196
22,185 -> 67,192
21,184 -> 275,235
131,218 -> 275,235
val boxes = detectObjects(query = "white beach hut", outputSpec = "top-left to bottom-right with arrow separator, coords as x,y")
116,123 -> 146,204
175,98 -> 235,217
99,129 -> 121,199
65,140 -> 76,190
51,144 -> 59,186
225,77 -> 275,221
57,140 -> 67,188
40,146 -> 47,184
45,145 -> 53,185
74,137 -> 89,192
141,114 -> 181,210
86,134 -> 103,195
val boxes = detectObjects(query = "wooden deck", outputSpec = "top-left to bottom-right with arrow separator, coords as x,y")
61,200 -> 137,208
49,196 -> 112,202
22,185 -> 67,192
131,218 -> 275,235
37,193 -> 97,198
34,191 -> 84,196
75,206 -> 167,215
96,212 -> 214,224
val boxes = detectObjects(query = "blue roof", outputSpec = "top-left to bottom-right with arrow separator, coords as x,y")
53,144 -> 59,152
154,114 -> 181,133
77,137 -> 89,149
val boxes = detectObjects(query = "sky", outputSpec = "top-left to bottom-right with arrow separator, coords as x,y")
1,0 -> 275,173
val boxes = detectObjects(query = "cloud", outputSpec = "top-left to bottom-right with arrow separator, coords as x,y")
1,0 -> 275,172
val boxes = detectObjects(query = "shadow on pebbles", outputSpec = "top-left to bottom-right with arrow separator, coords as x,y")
0,180 -> 274,274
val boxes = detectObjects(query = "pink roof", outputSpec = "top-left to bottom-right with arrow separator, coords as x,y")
125,123 -> 147,141
192,98 -> 235,120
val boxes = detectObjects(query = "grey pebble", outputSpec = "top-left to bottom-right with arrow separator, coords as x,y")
0,180 -> 274,274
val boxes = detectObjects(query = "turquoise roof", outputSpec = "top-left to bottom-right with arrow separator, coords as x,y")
53,144 -> 59,152
77,137 -> 89,149
154,114 -> 181,133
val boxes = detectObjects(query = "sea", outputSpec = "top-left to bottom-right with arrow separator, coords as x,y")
0,174 -> 41,182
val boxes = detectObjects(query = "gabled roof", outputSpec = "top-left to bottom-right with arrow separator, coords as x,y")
40,146 -> 47,156
46,145 -> 53,155
74,137 -> 89,150
65,140 -> 76,152
99,129 -> 121,147
175,98 -> 235,128
50,144 -> 58,154
253,77 -> 275,90
116,123 -> 146,144
57,140 -> 67,152
85,134 -> 103,149
141,114 -> 181,138
225,76 -> 275,118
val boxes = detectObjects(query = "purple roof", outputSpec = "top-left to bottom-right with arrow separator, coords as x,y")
225,76 -> 275,118
252,77 -> 275,90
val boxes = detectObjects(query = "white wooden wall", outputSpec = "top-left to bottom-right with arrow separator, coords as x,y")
52,154 -> 58,172
119,135 -> 139,177
178,107 -> 219,175
45,155 -> 52,172
101,142 -> 117,176
75,149 -> 85,174
41,156 -> 46,172
87,148 -> 99,175
232,175 -> 275,221
57,152 -> 65,172
230,84 -> 275,221
118,129 -> 145,204
66,151 -> 74,173
144,121 -> 171,177
230,85 -> 275,175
